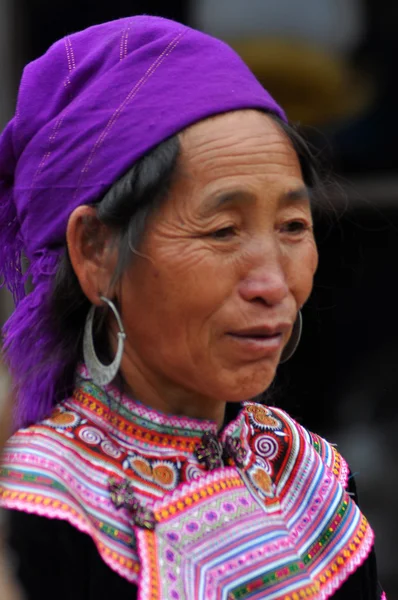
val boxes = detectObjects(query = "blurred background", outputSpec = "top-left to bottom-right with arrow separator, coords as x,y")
0,0 -> 397,597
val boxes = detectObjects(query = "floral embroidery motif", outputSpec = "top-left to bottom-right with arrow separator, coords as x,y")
129,456 -> 153,480
247,463 -> 274,497
43,406 -> 83,432
127,455 -> 179,490
195,433 -> 247,471
109,477 -> 156,530
224,436 -> 246,468
195,432 -> 224,470
152,462 -> 178,490
246,404 -> 281,431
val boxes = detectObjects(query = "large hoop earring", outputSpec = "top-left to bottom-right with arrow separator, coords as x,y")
83,296 -> 126,386
280,311 -> 302,364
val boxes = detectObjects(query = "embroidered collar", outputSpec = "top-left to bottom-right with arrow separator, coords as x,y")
73,364 -> 221,446
0,365 -> 374,599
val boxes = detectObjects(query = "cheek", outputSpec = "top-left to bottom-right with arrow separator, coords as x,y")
288,239 -> 318,306
120,244 -> 234,339
149,232 -> 241,303
152,241 -> 209,277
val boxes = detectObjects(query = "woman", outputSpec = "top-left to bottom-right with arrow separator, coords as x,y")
0,16 -> 384,600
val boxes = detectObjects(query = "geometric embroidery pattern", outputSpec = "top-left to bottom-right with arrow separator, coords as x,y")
0,365 -> 375,598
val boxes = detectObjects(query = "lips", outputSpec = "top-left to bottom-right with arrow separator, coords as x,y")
225,323 -> 291,358
228,324 -> 290,339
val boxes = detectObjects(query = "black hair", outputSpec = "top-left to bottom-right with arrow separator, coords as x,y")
50,134 -> 180,401
50,114 -> 322,402
272,115 -> 325,212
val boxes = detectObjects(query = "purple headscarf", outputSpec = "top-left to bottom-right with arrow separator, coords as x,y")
0,16 -> 286,428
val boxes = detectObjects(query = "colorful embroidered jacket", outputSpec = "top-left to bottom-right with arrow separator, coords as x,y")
0,368 -> 382,600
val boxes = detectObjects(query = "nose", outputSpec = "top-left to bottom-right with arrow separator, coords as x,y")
238,241 -> 289,307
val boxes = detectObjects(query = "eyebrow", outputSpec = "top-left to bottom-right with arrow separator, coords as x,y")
280,185 -> 311,205
199,185 -> 311,216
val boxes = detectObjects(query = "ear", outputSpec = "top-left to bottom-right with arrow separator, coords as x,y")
66,205 -> 117,306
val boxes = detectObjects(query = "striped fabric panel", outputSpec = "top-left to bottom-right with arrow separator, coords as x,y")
0,426 -> 140,582
136,465 -> 373,600
0,383 -> 375,598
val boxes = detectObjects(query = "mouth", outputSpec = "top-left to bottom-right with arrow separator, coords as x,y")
226,325 -> 289,356
228,324 -> 289,339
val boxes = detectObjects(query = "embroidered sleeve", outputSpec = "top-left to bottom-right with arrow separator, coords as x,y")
0,426 -> 140,585
244,404 -> 351,490
309,431 -> 350,489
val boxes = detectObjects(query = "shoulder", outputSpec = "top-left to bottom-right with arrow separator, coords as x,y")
0,403 -> 106,533
0,402 -> 140,585
242,402 -> 350,489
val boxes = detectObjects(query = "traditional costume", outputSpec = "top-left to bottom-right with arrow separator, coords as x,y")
0,16 -> 385,599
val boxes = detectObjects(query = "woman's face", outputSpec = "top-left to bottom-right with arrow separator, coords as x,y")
118,111 -> 318,407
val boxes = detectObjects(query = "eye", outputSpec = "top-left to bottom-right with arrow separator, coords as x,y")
209,226 -> 237,240
281,220 -> 311,235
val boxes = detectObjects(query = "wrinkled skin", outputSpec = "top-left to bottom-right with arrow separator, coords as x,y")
68,110 -> 318,427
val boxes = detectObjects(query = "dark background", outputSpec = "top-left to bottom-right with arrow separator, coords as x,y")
1,0 -> 397,596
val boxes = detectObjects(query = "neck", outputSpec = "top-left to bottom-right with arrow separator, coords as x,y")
116,345 -> 226,430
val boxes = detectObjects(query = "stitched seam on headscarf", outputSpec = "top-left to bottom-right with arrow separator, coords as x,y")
64,36 -> 76,87
119,21 -> 133,61
30,38 -> 77,197
73,31 -> 186,200
78,31 -> 185,180
32,117 -> 65,185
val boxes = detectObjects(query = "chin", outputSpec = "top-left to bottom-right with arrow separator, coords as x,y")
216,362 -> 278,404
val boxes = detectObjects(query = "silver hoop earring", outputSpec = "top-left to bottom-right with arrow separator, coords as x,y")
280,311 -> 302,364
83,296 -> 126,386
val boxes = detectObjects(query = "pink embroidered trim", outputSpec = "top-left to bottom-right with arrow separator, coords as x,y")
152,466 -> 242,512
319,527 -> 375,600
77,364 -> 218,434
338,452 -> 350,488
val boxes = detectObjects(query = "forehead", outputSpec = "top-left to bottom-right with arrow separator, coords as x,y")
179,110 -> 302,186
